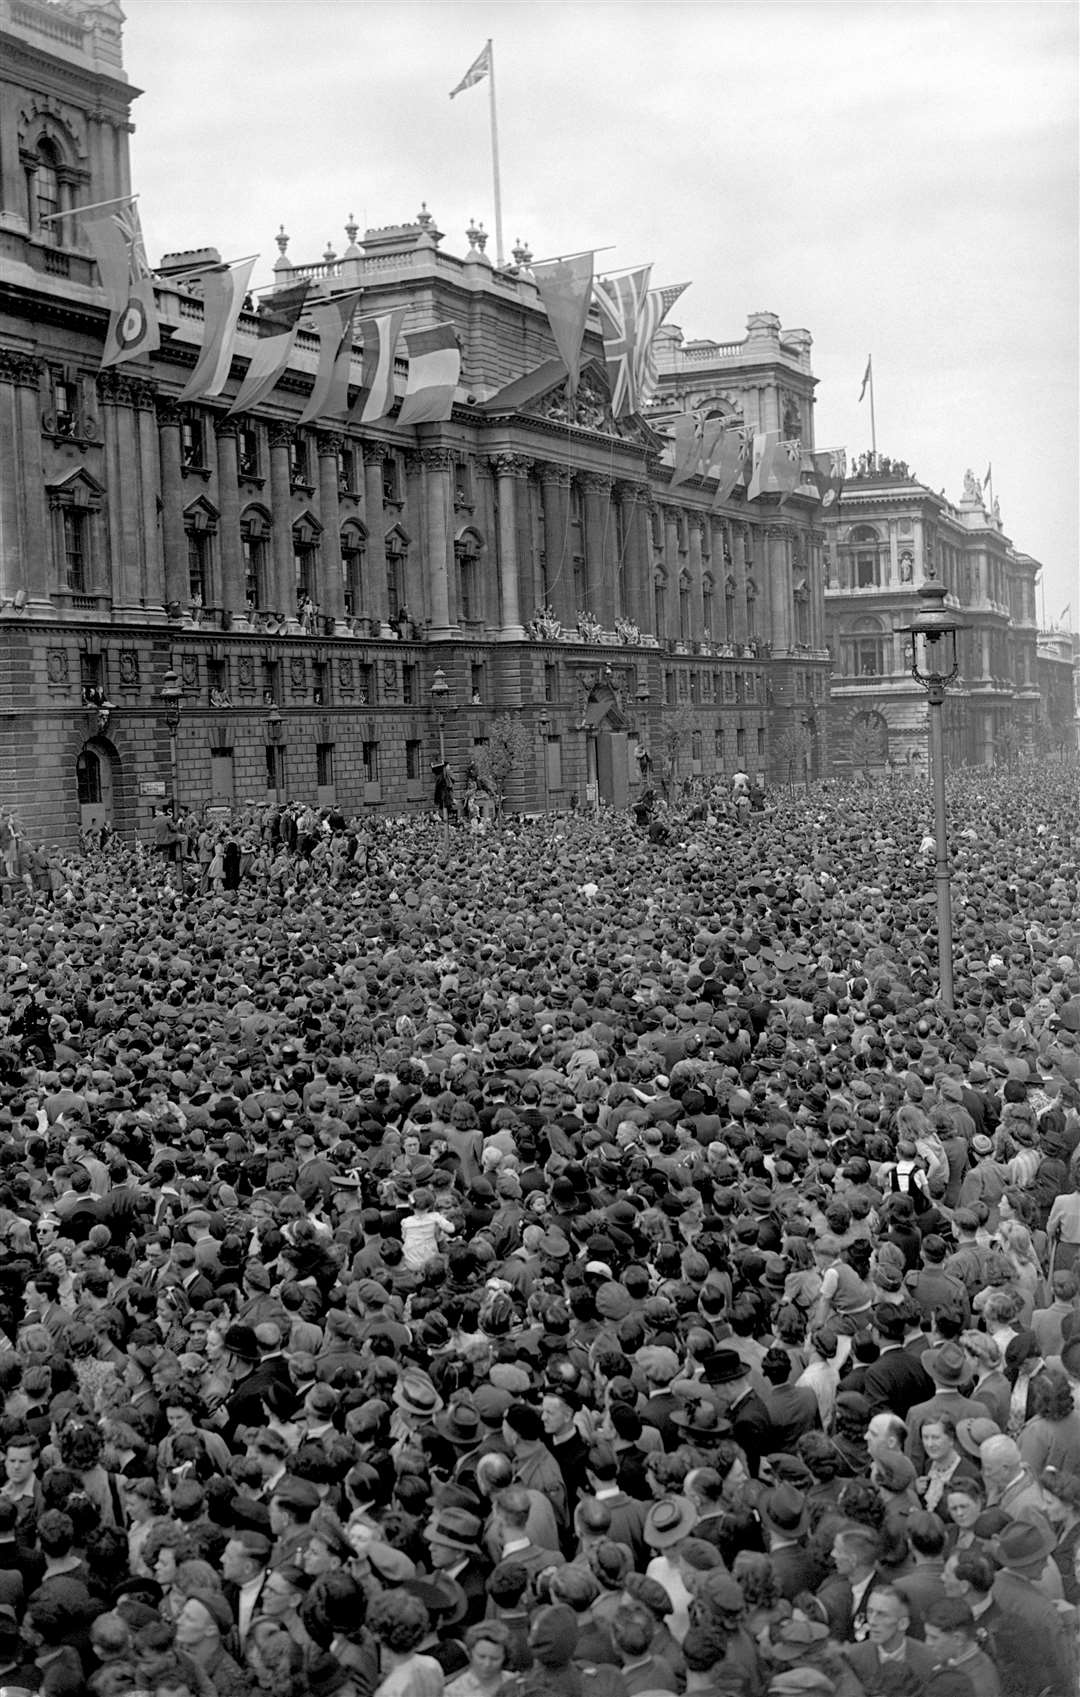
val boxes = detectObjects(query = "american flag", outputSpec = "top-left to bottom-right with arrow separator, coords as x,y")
634,281 -> 691,406
592,267 -> 652,418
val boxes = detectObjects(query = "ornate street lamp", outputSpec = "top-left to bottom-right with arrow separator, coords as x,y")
159,668 -> 185,818
264,706 -> 284,805
430,668 -> 450,765
538,708 -> 550,815
896,567 -> 969,1010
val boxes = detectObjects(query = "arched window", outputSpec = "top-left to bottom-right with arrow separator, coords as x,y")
847,523 -> 884,589
653,570 -> 667,639
745,576 -> 758,640
724,574 -> 736,641
30,138 -> 62,243
847,614 -> 887,677
292,513 -> 322,608
678,571 -> 691,641
76,749 -> 102,807
385,527 -> 408,617
702,575 -> 715,642
240,505 -> 272,612
341,521 -> 366,618
793,575 -> 810,646
184,497 -> 219,607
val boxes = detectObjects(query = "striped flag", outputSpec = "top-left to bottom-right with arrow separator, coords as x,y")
450,41 -> 491,98
180,257 -> 256,403
634,281 -> 690,406
348,309 -> 406,426
593,266 -> 652,418
532,252 -> 594,396
298,291 -> 363,425
397,323 -> 461,426
84,199 -> 160,369
227,282 -> 311,417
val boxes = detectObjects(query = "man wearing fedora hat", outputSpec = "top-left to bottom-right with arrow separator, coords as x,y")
758,1483 -> 819,1601
697,1350 -> 769,1477
989,1518 -> 1076,1697
422,1505 -> 487,1628
904,1342 -> 993,1473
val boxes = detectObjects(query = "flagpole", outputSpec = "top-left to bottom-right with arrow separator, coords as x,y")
44,192 -> 138,222
487,39 -> 505,269
868,359 -> 877,467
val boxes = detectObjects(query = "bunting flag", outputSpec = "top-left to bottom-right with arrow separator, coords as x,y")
747,433 -> 802,501
83,200 -> 160,369
298,291 -> 363,425
348,308 -> 407,425
668,413 -> 705,486
858,355 -> 872,402
634,280 -> 691,406
450,41 -> 491,98
531,252 -> 594,396
710,426 -> 750,505
180,258 -> 256,403
397,323 -> 461,426
811,448 -> 847,508
592,266 -> 652,418
227,282 -> 311,416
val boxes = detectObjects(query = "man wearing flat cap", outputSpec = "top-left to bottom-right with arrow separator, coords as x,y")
268,1474 -> 320,1570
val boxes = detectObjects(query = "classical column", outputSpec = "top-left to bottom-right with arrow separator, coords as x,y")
615,482 -> 649,633
711,522 -> 729,644
536,464 -> 575,628
268,423 -> 297,623
581,472 -> 615,626
97,371 -> 145,610
421,447 -> 455,639
361,445 -> 389,626
317,432 -> 346,627
767,525 -> 794,654
732,525 -> 749,647
156,396 -> 189,611
133,381 -> 164,610
489,454 -> 527,639
0,354 -> 47,605
687,514 -> 706,643
214,416 -> 246,623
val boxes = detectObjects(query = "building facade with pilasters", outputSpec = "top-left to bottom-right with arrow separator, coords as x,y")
1,0 -> 837,845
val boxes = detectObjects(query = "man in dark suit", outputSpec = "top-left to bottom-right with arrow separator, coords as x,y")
423,1506 -> 489,1629
703,1350 -> 769,1477
842,1587 -> 938,1685
819,1522 -> 886,1642
861,1303 -> 934,1418
759,1484 -> 820,1601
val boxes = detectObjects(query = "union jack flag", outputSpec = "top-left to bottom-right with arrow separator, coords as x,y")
812,447 -> 847,507
634,280 -> 690,406
592,267 -> 652,418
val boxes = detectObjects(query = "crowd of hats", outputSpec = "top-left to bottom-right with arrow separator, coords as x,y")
0,762 -> 1077,1696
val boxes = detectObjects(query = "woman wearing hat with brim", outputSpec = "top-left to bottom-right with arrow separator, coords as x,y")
642,1496 -> 700,1645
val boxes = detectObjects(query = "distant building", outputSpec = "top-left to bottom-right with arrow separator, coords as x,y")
821,456 -> 1044,773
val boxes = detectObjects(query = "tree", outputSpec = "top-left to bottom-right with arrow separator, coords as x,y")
470,713 -> 533,819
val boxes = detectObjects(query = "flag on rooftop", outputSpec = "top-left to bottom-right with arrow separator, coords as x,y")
227,282 -> 311,417
397,323 -> 461,426
593,266 -> 651,418
298,291 -> 363,425
348,309 -> 406,426
532,252 -> 594,397
450,41 -> 491,98
84,199 -> 159,369
180,257 -> 256,403
858,355 -> 872,402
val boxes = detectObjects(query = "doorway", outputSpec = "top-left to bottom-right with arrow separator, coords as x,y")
76,742 -> 115,835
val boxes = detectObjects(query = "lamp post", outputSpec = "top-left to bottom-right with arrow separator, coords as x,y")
430,667 -> 449,765
159,668 -> 184,819
896,568 -> 968,1011
538,708 -> 550,815
264,706 -> 284,806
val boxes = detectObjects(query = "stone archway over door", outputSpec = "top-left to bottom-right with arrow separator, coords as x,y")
76,739 -> 117,833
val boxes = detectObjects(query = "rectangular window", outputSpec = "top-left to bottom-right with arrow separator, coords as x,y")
691,731 -> 703,770
736,726 -> 746,759
238,425 -> 261,478
262,660 -> 279,704
210,746 -> 235,803
53,373 -> 77,436
454,458 -> 473,506
243,534 -> 267,610
357,663 -> 373,705
338,445 -> 358,495
316,742 -> 334,788
362,741 -> 378,781
181,417 -> 205,469
714,727 -> 724,762
382,456 -> 400,503
313,662 -> 329,706
856,552 -> 877,588
386,549 -> 403,615
758,727 -> 766,758
289,437 -> 311,486
470,663 -> 484,703
265,745 -> 278,790
63,508 -> 88,591
80,652 -> 102,692
664,670 -> 675,707
402,663 -> 417,706
294,543 -> 316,602
207,658 -> 227,702
406,739 -> 422,780
187,532 -> 208,603
544,663 -> 558,703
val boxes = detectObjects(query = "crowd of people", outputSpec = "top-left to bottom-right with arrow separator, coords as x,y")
0,758 -> 1079,1697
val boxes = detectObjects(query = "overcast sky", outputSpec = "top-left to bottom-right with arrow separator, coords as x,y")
124,0 -> 1078,621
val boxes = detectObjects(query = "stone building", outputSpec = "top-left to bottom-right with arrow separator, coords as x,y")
821,457 -> 1043,773
0,0 -> 838,843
